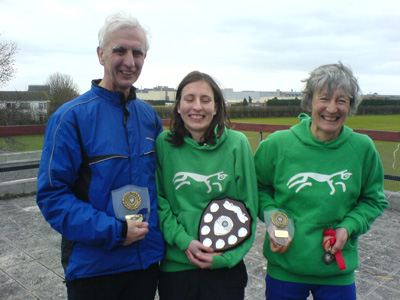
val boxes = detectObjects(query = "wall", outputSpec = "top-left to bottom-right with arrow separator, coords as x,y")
0,125 -> 47,137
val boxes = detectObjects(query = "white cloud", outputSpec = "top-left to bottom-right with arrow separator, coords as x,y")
1,0 -> 399,94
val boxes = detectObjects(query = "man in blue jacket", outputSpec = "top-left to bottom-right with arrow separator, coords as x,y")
36,12 -> 165,300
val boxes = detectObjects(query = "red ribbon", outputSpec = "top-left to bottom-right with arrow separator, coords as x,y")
323,229 -> 347,270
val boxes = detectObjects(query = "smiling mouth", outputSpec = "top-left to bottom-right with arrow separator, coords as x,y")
322,116 -> 339,121
121,71 -> 134,75
190,115 -> 204,120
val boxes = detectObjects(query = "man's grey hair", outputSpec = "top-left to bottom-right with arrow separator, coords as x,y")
301,62 -> 362,115
98,12 -> 150,53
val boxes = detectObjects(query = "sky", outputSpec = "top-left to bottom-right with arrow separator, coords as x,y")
1,0 -> 399,95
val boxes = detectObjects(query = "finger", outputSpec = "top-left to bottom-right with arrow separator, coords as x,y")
185,250 -> 207,268
196,243 -> 214,253
185,249 -> 195,262
196,252 -> 214,262
136,221 -> 149,228
128,220 -> 149,227
134,228 -> 149,240
135,235 -> 145,242
323,240 -> 331,252
278,241 -> 291,253
135,228 -> 149,237
270,240 -> 281,253
331,241 -> 345,254
134,233 -> 146,241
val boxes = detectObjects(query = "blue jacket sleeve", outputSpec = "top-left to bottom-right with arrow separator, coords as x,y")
36,112 -> 125,250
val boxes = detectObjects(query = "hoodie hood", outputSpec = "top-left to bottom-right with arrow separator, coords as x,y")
183,125 -> 228,150
290,113 -> 353,149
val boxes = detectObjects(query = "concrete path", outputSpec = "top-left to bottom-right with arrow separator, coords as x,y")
0,195 -> 399,300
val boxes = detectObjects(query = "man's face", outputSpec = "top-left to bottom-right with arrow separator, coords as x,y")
97,26 -> 147,96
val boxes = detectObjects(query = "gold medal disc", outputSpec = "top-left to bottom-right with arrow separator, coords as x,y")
271,211 -> 289,228
122,191 -> 142,210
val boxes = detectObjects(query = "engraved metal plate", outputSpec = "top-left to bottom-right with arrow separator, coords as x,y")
275,229 -> 289,238
198,198 -> 252,252
112,185 -> 150,222
125,214 -> 143,222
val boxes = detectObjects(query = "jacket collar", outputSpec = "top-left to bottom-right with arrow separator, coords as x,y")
91,79 -> 137,105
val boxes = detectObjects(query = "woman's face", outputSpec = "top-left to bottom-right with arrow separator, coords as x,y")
177,80 -> 217,142
310,88 -> 351,142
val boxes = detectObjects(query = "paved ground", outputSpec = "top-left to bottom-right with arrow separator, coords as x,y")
0,194 -> 399,300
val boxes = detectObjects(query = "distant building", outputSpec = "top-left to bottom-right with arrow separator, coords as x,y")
137,86 -> 176,101
363,93 -> 400,100
222,88 -> 301,104
136,86 -> 302,104
0,86 -> 50,122
28,85 -> 50,94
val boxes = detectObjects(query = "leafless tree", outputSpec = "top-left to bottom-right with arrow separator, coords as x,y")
45,72 -> 80,116
0,35 -> 19,87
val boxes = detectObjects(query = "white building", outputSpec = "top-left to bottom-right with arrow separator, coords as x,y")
137,86 -> 176,102
136,86 -> 301,104
0,85 -> 50,122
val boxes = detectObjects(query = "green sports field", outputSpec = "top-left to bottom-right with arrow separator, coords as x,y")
1,115 -> 399,191
232,115 -> 400,192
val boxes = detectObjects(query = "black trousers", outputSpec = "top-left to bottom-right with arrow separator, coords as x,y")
158,260 -> 248,300
66,263 -> 159,300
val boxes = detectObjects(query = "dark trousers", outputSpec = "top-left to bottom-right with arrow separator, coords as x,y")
265,275 -> 356,300
66,263 -> 159,300
158,260 -> 248,300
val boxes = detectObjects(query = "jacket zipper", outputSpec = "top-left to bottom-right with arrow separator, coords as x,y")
124,101 -> 143,267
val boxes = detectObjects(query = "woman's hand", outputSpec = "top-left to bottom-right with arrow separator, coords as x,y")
185,240 -> 222,269
323,227 -> 348,254
267,224 -> 292,253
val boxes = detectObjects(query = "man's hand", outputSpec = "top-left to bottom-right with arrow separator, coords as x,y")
123,220 -> 149,246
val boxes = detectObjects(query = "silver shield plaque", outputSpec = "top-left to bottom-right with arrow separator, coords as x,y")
198,198 -> 252,252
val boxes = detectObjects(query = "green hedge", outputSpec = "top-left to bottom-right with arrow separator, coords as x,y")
267,99 -> 301,106
266,99 -> 400,107
154,104 -> 400,119
360,99 -> 400,106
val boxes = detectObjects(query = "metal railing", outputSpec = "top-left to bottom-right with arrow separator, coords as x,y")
1,122 -> 400,182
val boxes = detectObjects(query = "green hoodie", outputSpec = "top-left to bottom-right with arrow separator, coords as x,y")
254,114 -> 388,285
156,127 -> 258,272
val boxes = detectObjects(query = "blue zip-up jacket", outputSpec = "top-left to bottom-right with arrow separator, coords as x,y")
36,80 -> 165,280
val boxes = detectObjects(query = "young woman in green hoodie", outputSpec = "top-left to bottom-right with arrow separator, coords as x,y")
255,62 -> 388,300
156,71 -> 258,300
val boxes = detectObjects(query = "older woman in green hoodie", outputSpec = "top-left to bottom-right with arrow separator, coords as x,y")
255,62 -> 388,300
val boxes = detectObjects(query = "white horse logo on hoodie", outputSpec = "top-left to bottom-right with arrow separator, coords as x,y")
287,169 -> 352,195
173,171 -> 228,193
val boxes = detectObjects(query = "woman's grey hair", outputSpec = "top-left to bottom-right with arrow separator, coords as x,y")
98,12 -> 150,52
301,62 -> 362,115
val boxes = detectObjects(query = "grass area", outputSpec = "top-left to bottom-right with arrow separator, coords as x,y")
232,115 -> 400,192
1,115 -> 399,191
233,114 -> 400,131
0,134 -> 44,152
